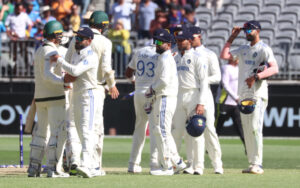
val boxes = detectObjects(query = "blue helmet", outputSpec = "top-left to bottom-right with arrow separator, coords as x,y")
238,98 -> 256,114
186,115 -> 206,137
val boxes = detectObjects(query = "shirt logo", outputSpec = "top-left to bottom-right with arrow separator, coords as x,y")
245,60 -> 255,65
187,59 -> 191,64
253,52 -> 257,58
83,60 -> 88,65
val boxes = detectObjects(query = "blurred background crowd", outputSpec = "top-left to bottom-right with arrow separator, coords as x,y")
1,0 -> 300,80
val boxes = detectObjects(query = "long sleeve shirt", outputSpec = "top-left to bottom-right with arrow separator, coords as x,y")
195,45 -> 221,85
230,40 -> 277,100
174,48 -> 208,105
34,40 -> 64,100
151,50 -> 178,97
57,46 -> 99,92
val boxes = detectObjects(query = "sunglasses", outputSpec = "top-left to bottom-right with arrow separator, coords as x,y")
243,29 -> 253,34
154,39 -> 163,46
75,35 -> 88,42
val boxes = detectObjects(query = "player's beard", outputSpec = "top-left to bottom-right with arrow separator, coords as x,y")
75,42 -> 85,51
246,34 -> 255,41
156,46 -> 165,54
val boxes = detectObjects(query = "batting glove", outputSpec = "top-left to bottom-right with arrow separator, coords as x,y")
145,87 -> 155,98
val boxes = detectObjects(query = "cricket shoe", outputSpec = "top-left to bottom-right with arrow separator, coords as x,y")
47,170 -> 70,178
76,166 -> 92,178
242,164 -> 254,173
214,167 -> 224,174
69,164 -> 78,175
174,159 -> 187,174
193,168 -> 203,175
183,167 -> 194,175
27,165 -> 41,177
91,168 -> 106,177
250,165 -> 264,175
128,163 -> 142,173
150,167 -> 174,176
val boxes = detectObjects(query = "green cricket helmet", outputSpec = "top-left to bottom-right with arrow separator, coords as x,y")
43,20 -> 63,38
89,11 -> 109,29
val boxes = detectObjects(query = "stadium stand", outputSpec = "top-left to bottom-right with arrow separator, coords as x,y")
1,0 -> 300,80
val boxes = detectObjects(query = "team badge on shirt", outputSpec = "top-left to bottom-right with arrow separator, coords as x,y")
187,59 -> 191,64
253,52 -> 257,58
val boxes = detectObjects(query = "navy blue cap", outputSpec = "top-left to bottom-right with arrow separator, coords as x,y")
189,26 -> 202,35
174,28 -> 193,40
153,29 -> 174,43
243,20 -> 261,30
75,27 -> 94,39
174,24 -> 187,32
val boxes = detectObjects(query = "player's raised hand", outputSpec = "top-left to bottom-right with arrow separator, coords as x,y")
231,27 -> 242,38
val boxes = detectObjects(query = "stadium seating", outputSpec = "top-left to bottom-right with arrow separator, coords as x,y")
198,0 -> 300,79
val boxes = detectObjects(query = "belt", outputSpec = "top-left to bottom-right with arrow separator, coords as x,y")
35,95 -> 65,102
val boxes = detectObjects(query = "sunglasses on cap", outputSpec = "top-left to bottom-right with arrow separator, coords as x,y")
75,35 -> 88,42
154,39 -> 163,46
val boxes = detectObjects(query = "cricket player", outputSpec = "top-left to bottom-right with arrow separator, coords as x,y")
172,29 -> 208,175
189,26 -> 224,174
65,11 -> 119,175
126,45 -> 159,173
28,20 -> 70,178
220,20 -> 278,174
146,29 -> 186,176
51,27 -> 100,178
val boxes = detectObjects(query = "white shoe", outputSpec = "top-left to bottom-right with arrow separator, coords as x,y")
150,167 -> 174,176
250,165 -> 264,175
76,166 -> 92,178
128,164 -> 142,173
183,167 -> 194,175
194,168 -> 203,175
214,167 -> 224,174
91,168 -> 106,177
47,170 -> 70,178
174,159 -> 187,174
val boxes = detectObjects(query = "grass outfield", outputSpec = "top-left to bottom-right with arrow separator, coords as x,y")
0,136 -> 300,188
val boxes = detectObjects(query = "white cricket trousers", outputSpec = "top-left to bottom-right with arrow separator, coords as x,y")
72,88 -> 99,169
204,89 -> 223,170
148,95 -> 180,169
172,88 -> 205,171
240,97 -> 267,166
30,99 -> 66,169
129,90 -> 158,168
93,85 -> 106,169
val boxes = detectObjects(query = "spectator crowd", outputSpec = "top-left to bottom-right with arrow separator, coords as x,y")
0,0 -> 222,77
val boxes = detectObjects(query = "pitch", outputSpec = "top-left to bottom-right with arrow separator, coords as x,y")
0,136 -> 299,188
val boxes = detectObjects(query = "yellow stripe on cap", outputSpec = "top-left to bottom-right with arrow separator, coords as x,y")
102,21 -> 109,24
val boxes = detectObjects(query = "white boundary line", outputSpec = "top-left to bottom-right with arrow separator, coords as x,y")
0,135 -> 299,139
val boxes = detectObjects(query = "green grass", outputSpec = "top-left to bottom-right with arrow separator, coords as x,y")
0,136 -> 300,188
